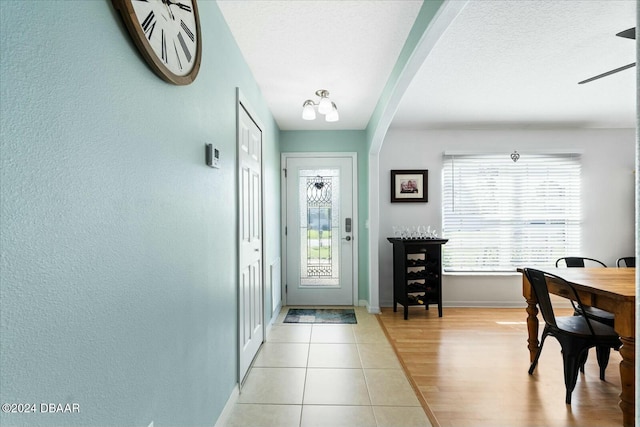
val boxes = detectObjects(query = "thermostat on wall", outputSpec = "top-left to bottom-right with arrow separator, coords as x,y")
205,144 -> 220,169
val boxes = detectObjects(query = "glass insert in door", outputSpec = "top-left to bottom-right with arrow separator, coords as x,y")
299,169 -> 340,287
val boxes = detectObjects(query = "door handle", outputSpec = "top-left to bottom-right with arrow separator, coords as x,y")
343,236 -> 352,241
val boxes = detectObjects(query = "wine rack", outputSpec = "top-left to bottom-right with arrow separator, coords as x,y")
387,238 -> 448,320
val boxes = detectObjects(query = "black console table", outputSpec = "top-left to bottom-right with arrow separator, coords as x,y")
387,238 -> 448,320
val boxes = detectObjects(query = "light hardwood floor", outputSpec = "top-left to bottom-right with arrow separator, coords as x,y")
377,307 -> 624,427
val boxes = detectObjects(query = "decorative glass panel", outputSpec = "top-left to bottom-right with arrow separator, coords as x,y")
299,169 -> 340,287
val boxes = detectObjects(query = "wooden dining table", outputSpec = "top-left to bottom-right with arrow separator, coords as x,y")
519,267 -> 636,427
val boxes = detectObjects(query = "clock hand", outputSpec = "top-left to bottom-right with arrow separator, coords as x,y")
173,2 -> 192,11
165,0 -> 192,12
161,0 -> 175,20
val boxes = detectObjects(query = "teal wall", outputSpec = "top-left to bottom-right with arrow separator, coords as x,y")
0,1 -> 280,426
280,131 -> 369,301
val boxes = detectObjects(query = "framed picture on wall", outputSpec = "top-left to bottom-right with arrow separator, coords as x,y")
391,170 -> 428,203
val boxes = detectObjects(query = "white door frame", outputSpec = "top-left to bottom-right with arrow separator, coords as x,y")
236,88 -> 265,386
281,152 -> 359,306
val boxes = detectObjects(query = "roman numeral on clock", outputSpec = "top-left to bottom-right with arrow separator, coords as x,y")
141,10 -> 156,40
173,41 -> 183,70
180,20 -> 195,42
161,29 -> 167,63
177,32 -> 192,62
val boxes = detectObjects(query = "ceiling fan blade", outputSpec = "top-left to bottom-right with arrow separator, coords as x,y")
616,27 -> 636,40
578,62 -> 636,84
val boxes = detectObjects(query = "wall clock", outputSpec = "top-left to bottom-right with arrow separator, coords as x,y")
113,0 -> 202,85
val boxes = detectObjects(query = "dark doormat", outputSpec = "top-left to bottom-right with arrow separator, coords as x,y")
284,308 -> 357,324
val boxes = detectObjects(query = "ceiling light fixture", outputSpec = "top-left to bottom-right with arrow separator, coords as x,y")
302,89 -> 339,122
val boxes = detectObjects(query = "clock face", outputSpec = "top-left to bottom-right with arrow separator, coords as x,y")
114,0 -> 201,85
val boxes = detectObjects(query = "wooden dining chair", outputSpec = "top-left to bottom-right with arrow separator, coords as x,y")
616,257 -> 635,267
523,268 -> 621,404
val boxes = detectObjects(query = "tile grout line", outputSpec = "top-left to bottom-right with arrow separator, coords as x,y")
354,318 -> 384,427
273,309 -> 306,426
277,307 -> 413,426
297,323 -> 314,427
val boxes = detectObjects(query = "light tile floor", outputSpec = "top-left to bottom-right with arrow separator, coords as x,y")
220,306 -> 432,427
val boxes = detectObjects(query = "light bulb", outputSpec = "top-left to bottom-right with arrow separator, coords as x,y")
325,103 -> 339,122
302,100 -> 316,120
318,96 -> 332,115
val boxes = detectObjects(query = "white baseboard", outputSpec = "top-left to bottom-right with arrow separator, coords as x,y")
443,301 -> 527,308
380,300 -> 526,308
379,301 -> 572,309
367,306 -> 381,314
357,299 -> 381,314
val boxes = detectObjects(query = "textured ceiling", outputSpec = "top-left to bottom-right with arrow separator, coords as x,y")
218,0 -> 637,131
393,0 -> 637,129
217,0 -> 423,130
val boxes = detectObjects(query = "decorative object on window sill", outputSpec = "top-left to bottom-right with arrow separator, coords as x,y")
511,150 -> 520,162
391,170 -> 428,203
302,89 -> 339,122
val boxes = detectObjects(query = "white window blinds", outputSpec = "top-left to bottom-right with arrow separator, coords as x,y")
442,153 -> 581,272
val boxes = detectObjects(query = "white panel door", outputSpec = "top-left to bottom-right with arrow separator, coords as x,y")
238,104 -> 263,383
284,156 -> 355,306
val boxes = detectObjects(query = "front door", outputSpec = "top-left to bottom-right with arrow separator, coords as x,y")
284,155 -> 356,306
238,102 -> 263,383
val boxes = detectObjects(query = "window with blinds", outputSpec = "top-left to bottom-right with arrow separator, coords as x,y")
442,153 -> 581,272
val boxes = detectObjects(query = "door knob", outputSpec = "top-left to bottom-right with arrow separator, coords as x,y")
343,236 -> 352,241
